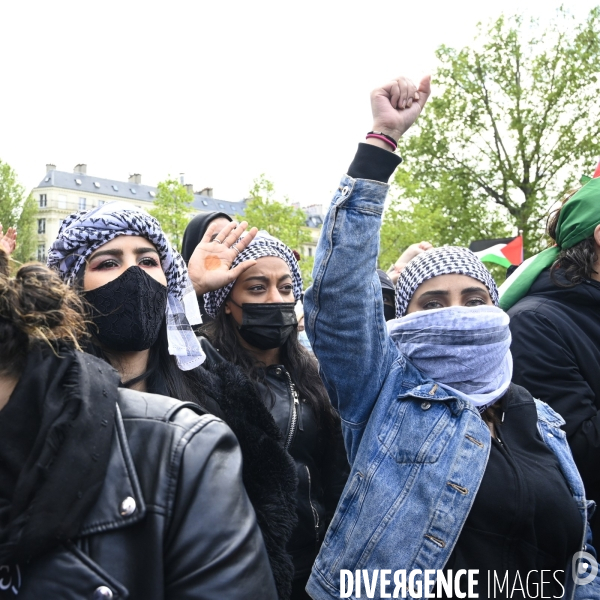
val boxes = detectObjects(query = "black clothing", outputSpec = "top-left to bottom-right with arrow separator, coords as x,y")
198,347 -> 298,600
200,337 -> 349,598
0,372 -> 40,539
444,385 -> 581,599
0,349 -> 276,599
0,348 -> 116,565
508,268 -> 600,540
347,142 -> 402,182
181,211 -> 233,323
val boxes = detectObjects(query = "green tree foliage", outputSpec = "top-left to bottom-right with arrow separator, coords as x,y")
149,178 -> 194,252
239,175 -> 314,286
382,7 -> 600,267
0,160 -> 37,264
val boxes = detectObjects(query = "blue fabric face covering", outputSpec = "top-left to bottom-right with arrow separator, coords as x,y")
387,305 -> 513,410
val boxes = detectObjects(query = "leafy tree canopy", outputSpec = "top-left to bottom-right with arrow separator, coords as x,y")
150,178 -> 194,252
239,175 -> 314,287
381,7 -> 600,269
0,160 -> 37,264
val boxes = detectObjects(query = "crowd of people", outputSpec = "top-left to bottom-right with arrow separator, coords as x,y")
0,72 -> 599,600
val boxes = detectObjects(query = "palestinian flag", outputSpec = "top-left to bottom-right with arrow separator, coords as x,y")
469,236 -> 523,268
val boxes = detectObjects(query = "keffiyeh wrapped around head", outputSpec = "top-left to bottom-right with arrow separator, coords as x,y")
395,246 -> 499,318
47,201 -> 205,370
203,231 -> 303,317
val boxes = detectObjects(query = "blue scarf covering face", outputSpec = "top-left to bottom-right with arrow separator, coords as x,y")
387,305 -> 513,410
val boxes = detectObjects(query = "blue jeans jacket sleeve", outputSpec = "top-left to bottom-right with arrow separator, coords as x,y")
304,176 -> 398,462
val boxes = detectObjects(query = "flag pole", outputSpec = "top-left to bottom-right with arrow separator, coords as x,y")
518,229 -> 523,263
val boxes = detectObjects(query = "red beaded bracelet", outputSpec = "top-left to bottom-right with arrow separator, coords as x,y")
366,131 -> 398,151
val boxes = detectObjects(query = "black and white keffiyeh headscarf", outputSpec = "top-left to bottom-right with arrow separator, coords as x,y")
47,201 -> 205,370
395,246 -> 500,318
203,230 -> 303,318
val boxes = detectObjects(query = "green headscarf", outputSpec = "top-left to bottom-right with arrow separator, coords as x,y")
499,177 -> 600,310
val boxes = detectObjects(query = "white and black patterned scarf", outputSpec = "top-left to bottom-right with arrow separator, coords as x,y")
395,246 -> 500,318
47,202 -> 205,370
203,231 -> 303,318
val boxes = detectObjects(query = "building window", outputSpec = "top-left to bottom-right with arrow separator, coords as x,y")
37,245 -> 46,262
98,200 -> 105,206
308,247 -> 313,257
39,193 -> 47,207
58,194 -> 67,209
79,197 -> 87,210
38,218 -> 46,234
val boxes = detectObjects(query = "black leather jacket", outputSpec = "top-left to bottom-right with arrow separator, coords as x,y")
200,338 -> 350,582
8,388 -> 277,600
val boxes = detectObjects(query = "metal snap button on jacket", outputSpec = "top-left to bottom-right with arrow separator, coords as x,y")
120,496 -> 136,517
274,367 -> 282,376
92,586 -> 114,599
421,401 -> 431,410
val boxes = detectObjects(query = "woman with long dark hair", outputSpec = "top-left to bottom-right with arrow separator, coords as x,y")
501,179 -> 600,542
0,246 -> 276,599
47,202 -> 299,598
188,228 -> 349,600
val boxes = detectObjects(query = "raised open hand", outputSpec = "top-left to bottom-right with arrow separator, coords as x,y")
370,75 -> 431,142
187,220 -> 259,296
0,224 -> 17,256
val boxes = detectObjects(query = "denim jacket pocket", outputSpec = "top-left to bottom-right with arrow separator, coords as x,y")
381,399 -> 454,464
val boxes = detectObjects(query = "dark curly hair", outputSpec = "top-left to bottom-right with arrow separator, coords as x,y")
547,188 -> 598,286
0,250 -> 88,377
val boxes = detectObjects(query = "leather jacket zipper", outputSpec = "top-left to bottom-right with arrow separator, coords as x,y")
305,464 -> 321,550
284,371 -> 299,450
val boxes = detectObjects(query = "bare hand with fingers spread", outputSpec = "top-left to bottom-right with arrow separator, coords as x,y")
188,220 -> 259,296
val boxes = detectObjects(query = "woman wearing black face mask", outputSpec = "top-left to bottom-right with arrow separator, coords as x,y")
188,229 -> 350,600
47,202 -> 242,404
48,204 -> 305,600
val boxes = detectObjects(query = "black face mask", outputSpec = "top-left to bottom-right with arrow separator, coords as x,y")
84,266 -> 168,352
229,301 -> 298,350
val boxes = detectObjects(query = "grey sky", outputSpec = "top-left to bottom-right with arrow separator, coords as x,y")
1,0 -> 597,207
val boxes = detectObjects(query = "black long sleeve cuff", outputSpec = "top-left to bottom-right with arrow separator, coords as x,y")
347,143 -> 402,183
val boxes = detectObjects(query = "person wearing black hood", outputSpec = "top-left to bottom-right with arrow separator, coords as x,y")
501,183 -> 600,542
181,211 -> 233,322
377,269 -> 396,321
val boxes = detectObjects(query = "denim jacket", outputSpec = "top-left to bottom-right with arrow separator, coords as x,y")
304,175 -> 600,600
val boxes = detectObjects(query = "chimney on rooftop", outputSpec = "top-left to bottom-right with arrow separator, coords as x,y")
129,173 -> 141,184
184,184 -> 194,195
74,163 -> 87,174
46,163 -> 56,173
199,187 -> 213,197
